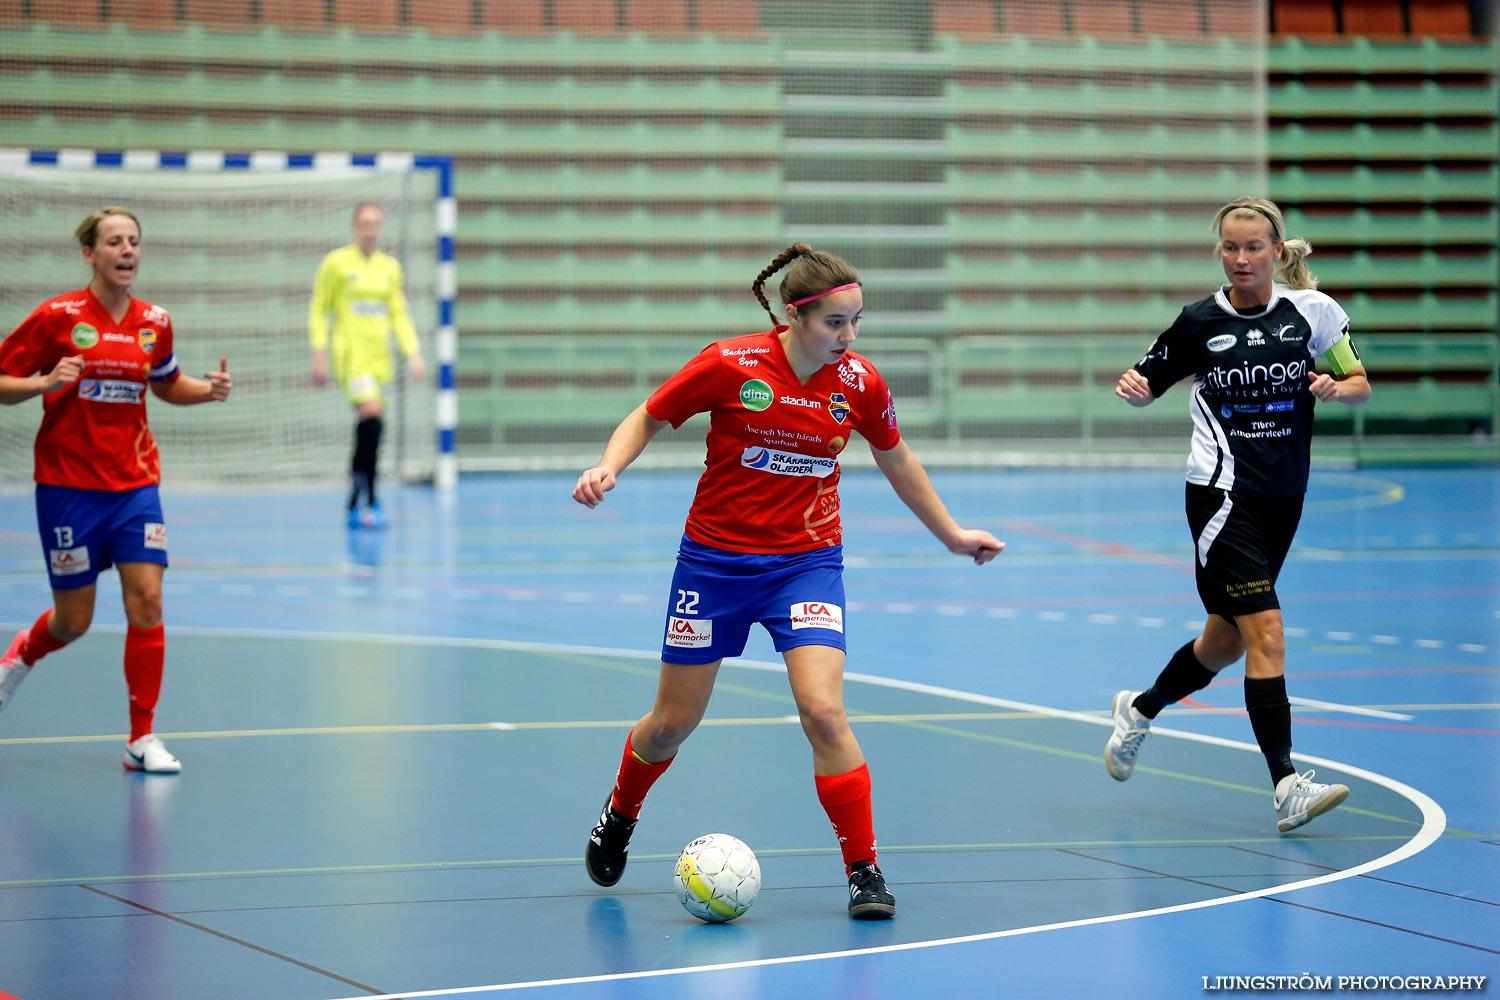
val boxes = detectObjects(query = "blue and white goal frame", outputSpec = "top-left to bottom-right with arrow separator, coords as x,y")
0,148 -> 459,492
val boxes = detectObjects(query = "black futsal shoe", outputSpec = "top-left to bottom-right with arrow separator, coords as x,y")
586,796 -> 637,887
847,861 -> 896,919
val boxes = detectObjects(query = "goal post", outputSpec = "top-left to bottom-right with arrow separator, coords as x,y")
0,149 -> 456,493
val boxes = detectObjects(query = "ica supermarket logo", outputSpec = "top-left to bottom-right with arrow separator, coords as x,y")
739,379 -> 773,412
70,323 -> 99,349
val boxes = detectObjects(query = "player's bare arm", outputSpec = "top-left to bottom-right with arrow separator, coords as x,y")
871,439 -> 1004,565
573,403 -> 669,508
0,354 -> 85,404
152,356 -> 232,405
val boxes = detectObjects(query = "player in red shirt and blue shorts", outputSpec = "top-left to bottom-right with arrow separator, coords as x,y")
573,242 -> 1005,918
0,207 -> 233,774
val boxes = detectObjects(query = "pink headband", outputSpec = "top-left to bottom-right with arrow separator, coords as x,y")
788,282 -> 861,308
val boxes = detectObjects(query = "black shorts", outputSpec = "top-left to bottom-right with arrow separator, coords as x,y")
1185,483 -> 1304,620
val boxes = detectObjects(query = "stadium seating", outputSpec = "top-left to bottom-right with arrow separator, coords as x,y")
0,2 -> 1493,461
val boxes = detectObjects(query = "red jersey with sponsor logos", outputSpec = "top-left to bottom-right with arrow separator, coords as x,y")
647,328 -> 901,554
0,289 -> 181,491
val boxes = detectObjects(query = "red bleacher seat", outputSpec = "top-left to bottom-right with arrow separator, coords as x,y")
998,0 -> 1067,35
625,0 -> 689,33
29,0 -> 104,26
479,0 -> 547,32
1137,0 -> 1206,37
334,0 -> 401,31
1340,0 -> 1406,35
1271,0 -> 1338,35
183,0 -> 256,28
119,0 -> 181,29
409,0 -> 477,33
552,0 -> 617,32
1407,0 -> 1474,36
696,0 -> 759,34
260,0 -> 330,29
1068,0 -> 1134,37
1204,1 -> 1260,37
932,0 -> 997,35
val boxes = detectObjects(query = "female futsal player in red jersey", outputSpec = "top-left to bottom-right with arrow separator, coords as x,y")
0,207 -> 233,773
573,242 -> 1004,918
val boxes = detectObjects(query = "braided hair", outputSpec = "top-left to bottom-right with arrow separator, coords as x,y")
751,242 -> 860,327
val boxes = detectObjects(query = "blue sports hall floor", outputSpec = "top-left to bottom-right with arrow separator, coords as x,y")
0,464 -> 1496,999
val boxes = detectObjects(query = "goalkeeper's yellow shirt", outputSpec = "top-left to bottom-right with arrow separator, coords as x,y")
308,244 -> 419,389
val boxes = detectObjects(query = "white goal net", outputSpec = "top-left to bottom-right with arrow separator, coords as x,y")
0,152 -> 440,493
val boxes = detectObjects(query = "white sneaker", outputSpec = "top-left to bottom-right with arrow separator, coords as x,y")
1105,690 -> 1151,781
1275,769 -> 1349,832
124,734 -> 182,774
0,630 -> 31,713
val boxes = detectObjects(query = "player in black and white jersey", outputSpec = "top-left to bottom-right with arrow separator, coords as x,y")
1104,197 -> 1371,833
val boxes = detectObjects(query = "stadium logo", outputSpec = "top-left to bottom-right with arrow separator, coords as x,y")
70,323 -> 99,349
827,393 -> 850,424
1206,334 -> 1237,352
739,379 -> 773,412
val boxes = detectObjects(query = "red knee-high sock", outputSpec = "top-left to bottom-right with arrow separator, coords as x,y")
21,610 -> 68,665
816,762 -> 877,875
124,624 -> 165,743
609,729 -> 675,819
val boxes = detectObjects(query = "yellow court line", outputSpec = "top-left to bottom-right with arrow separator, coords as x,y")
1,710 -> 1458,833
7,832 -> 1486,891
11,701 -> 1486,748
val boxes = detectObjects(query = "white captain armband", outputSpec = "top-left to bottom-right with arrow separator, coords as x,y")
1325,332 -> 1361,377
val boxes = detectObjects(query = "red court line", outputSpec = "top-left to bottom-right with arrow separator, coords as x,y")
1000,518 -> 1192,570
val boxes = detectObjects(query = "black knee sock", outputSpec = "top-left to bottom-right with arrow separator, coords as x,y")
1133,640 -> 1217,719
1245,675 -> 1295,786
352,416 -> 383,508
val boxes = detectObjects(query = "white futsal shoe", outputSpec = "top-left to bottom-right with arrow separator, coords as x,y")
1105,690 -> 1152,781
0,630 -> 32,713
1275,770 -> 1349,832
124,734 -> 182,774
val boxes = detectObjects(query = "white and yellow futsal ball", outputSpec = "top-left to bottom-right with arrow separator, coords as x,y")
673,833 -> 761,922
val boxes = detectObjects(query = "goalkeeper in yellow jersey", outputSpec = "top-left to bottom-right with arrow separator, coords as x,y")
310,202 -> 425,529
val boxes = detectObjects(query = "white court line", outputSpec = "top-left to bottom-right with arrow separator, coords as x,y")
1288,695 -> 1414,721
205,630 -> 1443,1000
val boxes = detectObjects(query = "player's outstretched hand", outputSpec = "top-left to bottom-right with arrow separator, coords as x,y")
573,466 -> 618,508
205,355 -> 233,401
1116,369 -> 1153,407
950,528 -> 1005,566
44,355 -> 85,393
407,353 -> 427,382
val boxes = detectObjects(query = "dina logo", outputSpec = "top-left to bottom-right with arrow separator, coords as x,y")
739,379 -> 773,412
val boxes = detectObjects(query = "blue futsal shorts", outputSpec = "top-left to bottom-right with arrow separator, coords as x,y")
660,536 -> 847,665
34,483 -> 169,591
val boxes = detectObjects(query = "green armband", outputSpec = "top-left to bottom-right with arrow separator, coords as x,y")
1325,332 -> 1361,377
